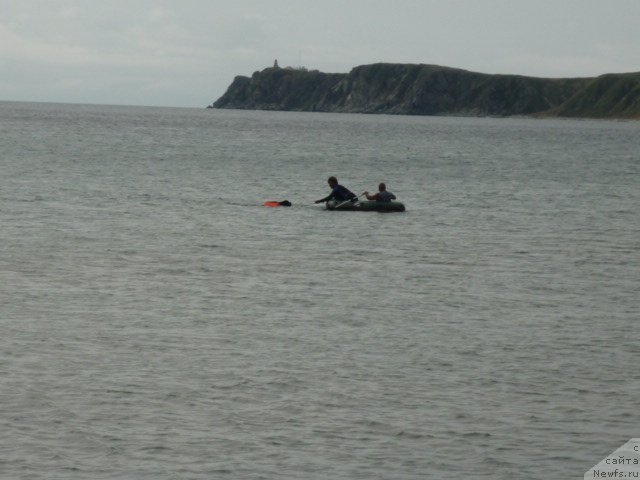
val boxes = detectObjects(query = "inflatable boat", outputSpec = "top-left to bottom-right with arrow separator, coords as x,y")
325,199 -> 406,212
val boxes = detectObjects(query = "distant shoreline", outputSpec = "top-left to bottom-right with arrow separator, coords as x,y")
211,63 -> 640,119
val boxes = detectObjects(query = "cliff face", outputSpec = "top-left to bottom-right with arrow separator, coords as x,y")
213,68 -> 344,111
549,72 -> 640,119
211,63 -> 639,118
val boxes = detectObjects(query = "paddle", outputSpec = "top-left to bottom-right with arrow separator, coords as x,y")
333,191 -> 367,209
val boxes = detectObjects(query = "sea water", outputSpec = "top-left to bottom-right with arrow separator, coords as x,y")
1,101 -> 638,479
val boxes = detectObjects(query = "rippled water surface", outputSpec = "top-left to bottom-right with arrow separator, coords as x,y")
1,102 -> 639,479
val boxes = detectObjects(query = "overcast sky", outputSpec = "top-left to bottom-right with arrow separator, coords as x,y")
1,0 -> 639,107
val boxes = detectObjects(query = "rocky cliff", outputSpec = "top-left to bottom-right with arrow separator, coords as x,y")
547,72 -> 640,118
211,63 -> 640,119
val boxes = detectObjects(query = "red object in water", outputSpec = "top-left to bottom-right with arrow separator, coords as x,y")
263,201 -> 281,207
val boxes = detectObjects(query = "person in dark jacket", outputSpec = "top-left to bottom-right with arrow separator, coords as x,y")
364,183 -> 397,202
315,176 -> 357,203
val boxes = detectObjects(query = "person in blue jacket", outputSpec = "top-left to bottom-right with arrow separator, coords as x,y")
315,176 -> 357,203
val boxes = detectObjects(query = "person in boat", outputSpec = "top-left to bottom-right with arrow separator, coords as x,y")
314,176 -> 357,204
364,183 -> 397,202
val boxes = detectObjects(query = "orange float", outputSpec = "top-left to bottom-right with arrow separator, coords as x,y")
263,200 -> 292,207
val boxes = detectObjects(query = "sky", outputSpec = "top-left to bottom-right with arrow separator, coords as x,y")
1,0 -> 639,107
